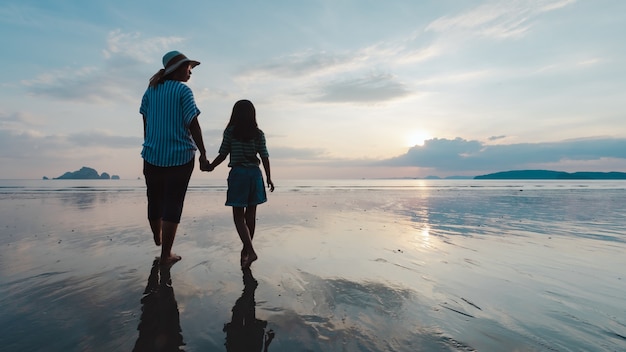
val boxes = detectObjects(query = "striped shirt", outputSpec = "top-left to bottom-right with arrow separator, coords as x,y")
140,80 -> 201,167
218,126 -> 269,167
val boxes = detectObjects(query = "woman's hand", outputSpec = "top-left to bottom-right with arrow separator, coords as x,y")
199,157 -> 213,172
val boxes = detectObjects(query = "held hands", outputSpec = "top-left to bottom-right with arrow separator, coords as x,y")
199,157 -> 214,172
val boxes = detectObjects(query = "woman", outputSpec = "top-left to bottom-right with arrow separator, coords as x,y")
140,50 -> 209,266
205,100 -> 274,269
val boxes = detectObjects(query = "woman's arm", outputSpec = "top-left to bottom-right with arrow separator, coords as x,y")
188,115 -> 208,168
142,115 -> 146,140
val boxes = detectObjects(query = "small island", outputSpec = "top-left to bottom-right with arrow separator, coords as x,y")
48,166 -> 120,180
474,170 -> 626,180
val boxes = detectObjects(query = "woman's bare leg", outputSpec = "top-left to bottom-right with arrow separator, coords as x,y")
160,220 -> 181,265
149,218 -> 162,246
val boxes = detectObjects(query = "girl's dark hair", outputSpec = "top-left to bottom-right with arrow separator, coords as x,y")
227,100 -> 259,141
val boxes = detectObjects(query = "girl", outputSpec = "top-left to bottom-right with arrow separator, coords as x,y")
206,100 -> 274,269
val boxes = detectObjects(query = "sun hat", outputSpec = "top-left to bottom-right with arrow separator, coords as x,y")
162,51 -> 200,75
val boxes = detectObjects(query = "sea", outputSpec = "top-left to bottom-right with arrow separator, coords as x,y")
2,177 -> 626,195
1,178 -> 625,351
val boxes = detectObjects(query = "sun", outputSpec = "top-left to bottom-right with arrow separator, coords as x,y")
406,131 -> 431,147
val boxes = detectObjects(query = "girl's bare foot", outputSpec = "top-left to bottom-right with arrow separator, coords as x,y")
242,252 -> 257,269
240,249 -> 249,267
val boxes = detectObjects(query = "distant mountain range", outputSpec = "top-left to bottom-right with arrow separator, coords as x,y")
44,168 -> 626,180
44,166 -> 119,180
474,170 -> 626,180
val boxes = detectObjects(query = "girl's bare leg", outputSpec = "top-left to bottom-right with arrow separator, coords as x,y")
233,207 -> 257,268
240,206 -> 258,266
245,205 -> 257,239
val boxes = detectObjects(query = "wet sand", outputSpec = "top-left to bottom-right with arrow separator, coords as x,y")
1,182 -> 626,351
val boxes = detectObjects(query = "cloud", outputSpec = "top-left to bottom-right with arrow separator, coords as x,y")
66,131 -> 140,148
239,37 -> 441,83
394,44 -> 442,65
0,129 -> 63,160
488,135 -> 507,141
234,39 -> 432,103
103,30 -> 185,67
0,128 -> 140,159
227,0 -> 577,107
22,66 -> 134,104
20,30 -> 187,104
426,0 -> 576,39
238,38 -> 438,83
0,110 -> 41,128
0,3 -> 61,27
313,73 -> 412,103
236,45 -> 415,103
379,137 -> 626,172
238,50 -> 358,79
269,146 -> 328,160
417,69 -> 494,86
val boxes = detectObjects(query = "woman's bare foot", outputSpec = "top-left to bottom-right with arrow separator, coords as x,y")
160,253 -> 181,266
241,252 -> 257,269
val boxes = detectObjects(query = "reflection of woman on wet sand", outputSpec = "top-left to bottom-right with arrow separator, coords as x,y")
223,268 -> 274,351
133,259 -> 185,352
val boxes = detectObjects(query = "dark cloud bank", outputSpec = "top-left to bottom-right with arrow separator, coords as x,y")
377,137 -> 626,173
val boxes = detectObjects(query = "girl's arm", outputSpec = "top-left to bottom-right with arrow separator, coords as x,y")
261,156 -> 274,192
210,154 -> 228,170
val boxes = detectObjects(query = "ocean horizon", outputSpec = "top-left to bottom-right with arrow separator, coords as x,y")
2,177 -> 626,191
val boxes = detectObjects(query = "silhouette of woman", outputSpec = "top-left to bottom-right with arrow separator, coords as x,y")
133,259 -> 185,351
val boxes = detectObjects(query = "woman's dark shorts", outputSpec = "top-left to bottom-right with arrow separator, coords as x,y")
226,166 -> 267,207
143,159 -> 194,223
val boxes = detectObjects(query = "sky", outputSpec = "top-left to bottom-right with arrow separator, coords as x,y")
1,0 -> 625,180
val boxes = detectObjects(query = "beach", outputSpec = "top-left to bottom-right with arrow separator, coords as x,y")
1,179 -> 625,351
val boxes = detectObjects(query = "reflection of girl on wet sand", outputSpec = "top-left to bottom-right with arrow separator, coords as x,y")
133,259 -> 185,352
223,268 -> 275,351
204,100 -> 274,269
